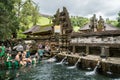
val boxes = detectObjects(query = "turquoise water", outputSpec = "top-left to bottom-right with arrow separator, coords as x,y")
0,61 -> 120,80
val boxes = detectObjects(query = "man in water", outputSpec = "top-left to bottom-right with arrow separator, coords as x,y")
14,52 -> 22,67
15,52 -> 21,62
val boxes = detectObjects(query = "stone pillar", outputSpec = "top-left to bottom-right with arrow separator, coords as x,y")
100,46 -> 106,58
86,46 -> 89,55
73,45 -> 76,54
100,46 -> 109,58
104,46 -> 110,57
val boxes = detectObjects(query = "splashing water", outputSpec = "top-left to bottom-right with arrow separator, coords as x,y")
67,66 -> 76,69
87,67 -> 91,70
67,58 -> 81,69
0,60 -> 117,80
46,55 -> 57,62
106,71 -> 112,75
56,56 -> 67,65
85,61 -> 100,76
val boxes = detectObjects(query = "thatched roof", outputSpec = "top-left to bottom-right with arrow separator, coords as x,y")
75,22 -> 120,37
80,23 -> 90,30
79,23 -> 120,31
23,24 -> 53,35
104,24 -> 120,30
23,25 -> 40,34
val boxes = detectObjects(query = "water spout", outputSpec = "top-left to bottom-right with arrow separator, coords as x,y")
67,58 -> 81,69
87,68 -> 91,70
85,61 -> 100,75
46,52 -> 63,63
106,71 -> 112,75
46,55 -> 57,62
56,56 -> 67,65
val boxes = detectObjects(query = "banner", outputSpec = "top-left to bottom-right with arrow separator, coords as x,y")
54,25 -> 61,33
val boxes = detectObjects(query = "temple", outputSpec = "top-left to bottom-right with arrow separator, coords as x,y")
22,8 -> 120,75
70,14 -> 120,58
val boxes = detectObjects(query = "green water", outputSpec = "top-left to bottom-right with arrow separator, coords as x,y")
0,61 -> 119,80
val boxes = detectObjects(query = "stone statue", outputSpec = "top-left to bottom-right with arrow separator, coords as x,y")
97,16 -> 105,31
89,14 -> 98,32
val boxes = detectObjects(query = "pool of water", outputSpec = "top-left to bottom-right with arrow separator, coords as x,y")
0,60 -> 120,80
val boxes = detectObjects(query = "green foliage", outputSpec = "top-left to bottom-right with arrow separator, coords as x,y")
38,17 -> 52,26
70,16 -> 89,32
17,30 -> 26,39
15,0 -> 40,38
0,0 -> 19,41
106,18 -> 118,27
17,16 -> 51,38
70,16 -> 89,28
20,0 -> 39,28
73,26 -> 80,32
0,0 -> 43,39
117,11 -> 120,27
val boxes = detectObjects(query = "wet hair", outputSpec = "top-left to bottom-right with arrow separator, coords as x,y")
19,54 -> 22,61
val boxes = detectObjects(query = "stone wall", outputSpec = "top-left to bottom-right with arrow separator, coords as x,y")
89,47 -> 101,55
71,36 -> 120,44
75,46 -> 86,53
56,54 -> 120,75
109,47 -> 120,57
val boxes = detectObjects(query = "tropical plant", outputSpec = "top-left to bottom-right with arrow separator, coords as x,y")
15,0 -> 40,38
117,11 -> 120,27
70,16 -> 89,28
0,0 -> 19,41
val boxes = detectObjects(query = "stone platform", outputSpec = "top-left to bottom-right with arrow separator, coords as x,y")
55,53 -> 120,75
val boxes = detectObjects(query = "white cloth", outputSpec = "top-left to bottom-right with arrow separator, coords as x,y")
13,44 -> 23,52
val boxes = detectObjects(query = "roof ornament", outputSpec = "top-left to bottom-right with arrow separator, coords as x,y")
89,14 -> 98,32
97,16 -> 105,31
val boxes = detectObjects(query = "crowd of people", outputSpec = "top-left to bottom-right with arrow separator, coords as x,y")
0,41 -> 51,69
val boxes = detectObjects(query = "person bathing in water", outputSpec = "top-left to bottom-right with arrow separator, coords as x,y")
15,52 -> 23,66
15,51 -> 27,66
38,47 -> 44,61
15,52 -> 21,62
22,51 -> 32,64
17,51 -> 32,66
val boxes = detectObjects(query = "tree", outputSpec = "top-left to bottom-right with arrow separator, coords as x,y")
117,11 -> 120,27
14,0 -> 40,38
20,0 -> 39,29
106,18 -> 118,27
0,0 -> 19,41
70,16 -> 89,28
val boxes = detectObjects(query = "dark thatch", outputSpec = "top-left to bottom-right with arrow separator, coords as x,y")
79,23 -> 120,31
23,25 -> 40,34
23,25 -> 53,35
